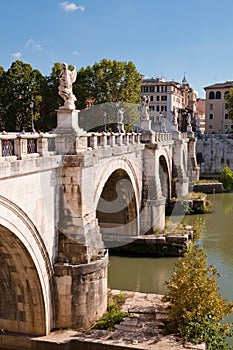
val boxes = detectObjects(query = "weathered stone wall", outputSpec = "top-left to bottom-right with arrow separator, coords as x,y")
54,252 -> 108,329
193,183 -> 223,193
196,136 -> 233,176
109,233 -> 192,257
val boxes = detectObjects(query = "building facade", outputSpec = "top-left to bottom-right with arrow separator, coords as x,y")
140,76 -> 198,131
204,81 -> 233,134
196,98 -> 206,134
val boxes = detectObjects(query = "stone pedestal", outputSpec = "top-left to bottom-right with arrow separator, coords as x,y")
55,109 -> 86,154
56,109 -> 83,133
140,119 -> 152,131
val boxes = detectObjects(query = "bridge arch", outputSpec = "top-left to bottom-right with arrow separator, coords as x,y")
159,154 -> 170,202
94,158 -> 142,243
0,196 -> 54,335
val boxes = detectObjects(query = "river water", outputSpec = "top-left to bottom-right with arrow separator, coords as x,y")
108,192 -> 233,343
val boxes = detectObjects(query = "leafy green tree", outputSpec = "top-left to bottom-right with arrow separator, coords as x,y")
220,166 -> 233,192
75,59 -> 142,131
74,59 -> 142,109
0,60 -> 45,131
163,244 -> 233,349
225,88 -> 233,120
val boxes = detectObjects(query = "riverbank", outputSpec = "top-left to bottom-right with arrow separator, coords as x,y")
13,290 -> 204,350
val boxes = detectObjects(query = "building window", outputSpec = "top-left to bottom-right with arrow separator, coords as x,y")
150,86 -> 155,92
209,113 -> 214,119
150,95 -> 153,102
224,125 -> 228,129
209,104 -> 213,110
157,86 -> 160,92
216,91 -> 221,99
209,125 -> 213,129
161,95 -> 167,101
225,114 -> 229,119
149,106 -> 155,111
143,86 -> 148,93
161,85 -> 167,92
156,95 -> 160,101
156,105 -> 160,112
224,91 -> 229,98
209,91 -> 215,99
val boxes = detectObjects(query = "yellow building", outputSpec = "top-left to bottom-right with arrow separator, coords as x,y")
204,81 -> 233,134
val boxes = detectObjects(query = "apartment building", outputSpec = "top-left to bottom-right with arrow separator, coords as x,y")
196,98 -> 206,134
204,81 -> 233,134
140,76 -> 198,131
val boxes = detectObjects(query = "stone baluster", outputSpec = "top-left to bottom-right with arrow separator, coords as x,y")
109,133 -> 116,147
14,136 -> 28,159
100,133 -> 107,147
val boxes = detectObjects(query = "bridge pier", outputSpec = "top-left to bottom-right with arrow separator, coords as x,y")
54,251 -> 108,329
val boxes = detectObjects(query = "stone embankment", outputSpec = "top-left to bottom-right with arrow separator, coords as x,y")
109,233 -> 192,258
192,182 -> 223,193
32,290 -> 205,350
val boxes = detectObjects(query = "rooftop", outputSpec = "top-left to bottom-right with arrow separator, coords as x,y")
204,81 -> 233,90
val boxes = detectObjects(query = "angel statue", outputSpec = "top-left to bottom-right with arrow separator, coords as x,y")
58,63 -> 77,109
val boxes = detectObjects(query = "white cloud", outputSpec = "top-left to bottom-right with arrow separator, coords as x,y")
12,52 -> 22,59
59,1 -> 85,12
73,50 -> 80,56
25,39 -> 42,51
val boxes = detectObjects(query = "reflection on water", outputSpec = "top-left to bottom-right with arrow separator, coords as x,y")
108,192 -> 233,344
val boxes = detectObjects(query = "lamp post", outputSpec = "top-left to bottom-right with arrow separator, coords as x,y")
104,112 -> 107,132
30,101 -> 35,132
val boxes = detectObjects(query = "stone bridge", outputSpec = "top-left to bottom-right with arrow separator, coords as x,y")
0,107 -> 199,347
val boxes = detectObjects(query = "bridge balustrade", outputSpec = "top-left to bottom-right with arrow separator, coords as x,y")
85,132 -> 141,149
0,133 -> 57,159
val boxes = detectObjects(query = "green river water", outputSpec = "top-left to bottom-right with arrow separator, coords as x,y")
108,192 -> 233,345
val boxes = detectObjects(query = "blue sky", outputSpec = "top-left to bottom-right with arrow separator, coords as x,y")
1,0 -> 233,98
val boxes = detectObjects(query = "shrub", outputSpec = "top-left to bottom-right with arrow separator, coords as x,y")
163,244 -> 233,349
92,293 -> 128,330
220,167 -> 233,192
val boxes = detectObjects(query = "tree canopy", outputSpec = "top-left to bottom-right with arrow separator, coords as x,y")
0,59 -> 142,132
224,88 -> 233,120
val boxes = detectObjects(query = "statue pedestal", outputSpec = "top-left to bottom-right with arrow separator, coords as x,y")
140,119 -> 152,131
56,109 -> 83,134
55,109 -> 86,154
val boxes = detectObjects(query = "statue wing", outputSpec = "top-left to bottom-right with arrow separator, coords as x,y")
71,67 -> 77,83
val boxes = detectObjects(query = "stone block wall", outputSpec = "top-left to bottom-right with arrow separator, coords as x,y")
54,251 -> 108,329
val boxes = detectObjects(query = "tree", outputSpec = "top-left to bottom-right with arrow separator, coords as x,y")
74,59 -> 142,131
163,244 -> 233,349
225,88 -> 233,120
220,166 -> 233,192
0,60 -> 45,131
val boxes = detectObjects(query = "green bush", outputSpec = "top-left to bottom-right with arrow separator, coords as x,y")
92,293 -> 128,331
220,167 -> 233,192
163,244 -> 233,349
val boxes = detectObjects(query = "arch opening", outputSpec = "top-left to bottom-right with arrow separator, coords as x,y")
159,155 -> 170,202
96,169 -> 138,247
0,225 -> 46,335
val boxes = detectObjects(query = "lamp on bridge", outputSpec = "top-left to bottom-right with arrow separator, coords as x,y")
104,112 -> 107,132
30,101 -> 35,133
